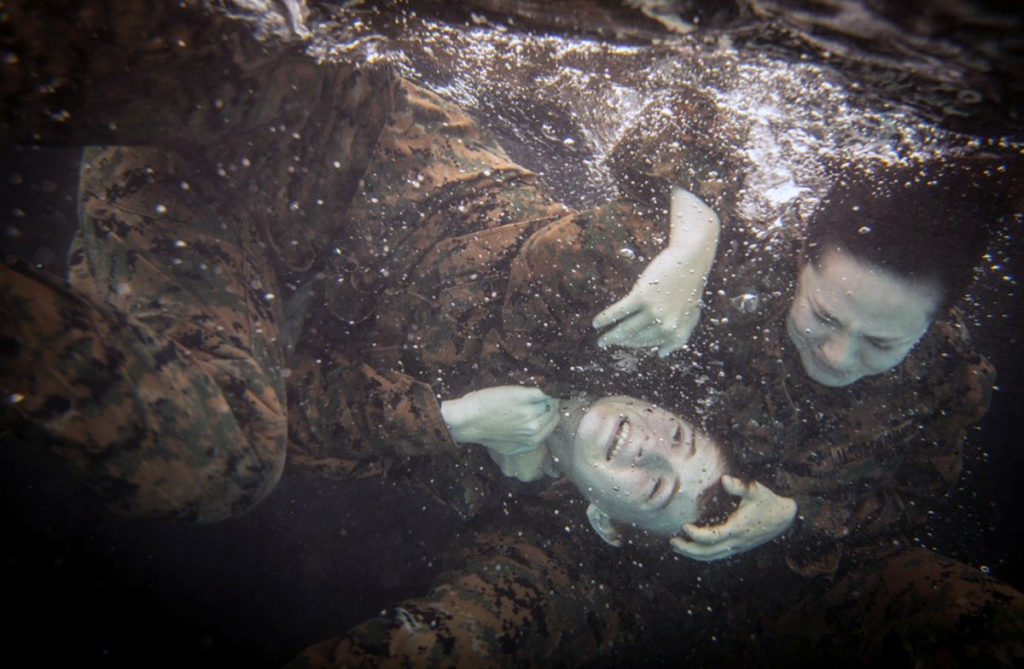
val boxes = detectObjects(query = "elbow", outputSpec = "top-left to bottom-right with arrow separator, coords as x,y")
191,433 -> 288,523
99,430 -> 287,524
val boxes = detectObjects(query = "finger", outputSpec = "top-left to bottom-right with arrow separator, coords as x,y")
519,400 -> 555,424
657,311 -> 700,358
519,397 -> 558,430
657,339 -> 681,358
682,521 -> 736,545
502,442 -> 541,456
592,296 -> 641,330
656,330 -> 688,358
597,312 -> 657,348
669,537 -> 738,562
533,405 -> 562,444
608,322 -> 667,349
721,474 -> 749,497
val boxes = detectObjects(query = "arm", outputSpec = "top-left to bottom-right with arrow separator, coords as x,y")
0,1 -> 385,521
796,327 -> 992,575
1,261 -> 286,522
497,201 -> 671,398
592,187 -> 720,357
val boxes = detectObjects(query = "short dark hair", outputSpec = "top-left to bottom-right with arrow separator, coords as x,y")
805,158 -> 1008,311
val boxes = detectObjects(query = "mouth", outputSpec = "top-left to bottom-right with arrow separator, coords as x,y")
808,350 -> 848,380
605,416 -> 630,461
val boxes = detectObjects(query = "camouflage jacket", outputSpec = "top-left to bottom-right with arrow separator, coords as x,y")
308,192 -> 992,577
0,2 -> 993,568
1,0 -> 571,519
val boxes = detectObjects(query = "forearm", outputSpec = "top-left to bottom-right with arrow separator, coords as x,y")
500,201 -> 669,389
665,186 -> 721,285
783,471 -> 956,577
287,347 -> 457,468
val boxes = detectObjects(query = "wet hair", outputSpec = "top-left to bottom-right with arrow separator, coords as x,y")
805,158 -> 1006,311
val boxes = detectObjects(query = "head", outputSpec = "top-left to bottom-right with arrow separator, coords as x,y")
547,396 -> 728,547
787,159 -> 998,386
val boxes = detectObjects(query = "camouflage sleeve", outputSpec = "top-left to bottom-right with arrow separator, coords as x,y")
0,259 -> 287,522
496,201 -> 670,396
0,140 -> 295,521
1,0 -> 398,521
282,509 -> 645,667
325,78 -> 571,288
286,79 -> 572,467
285,346 -> 455,479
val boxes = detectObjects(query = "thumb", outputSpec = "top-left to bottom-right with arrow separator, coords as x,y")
721,475 -> 749,498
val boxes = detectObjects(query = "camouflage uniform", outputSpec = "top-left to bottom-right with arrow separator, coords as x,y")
287,183 -> 1022,666
1,1 -> 1021,665
0,0 -> 565,520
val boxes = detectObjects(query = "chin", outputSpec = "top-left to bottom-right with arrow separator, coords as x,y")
799,351 -> 859,387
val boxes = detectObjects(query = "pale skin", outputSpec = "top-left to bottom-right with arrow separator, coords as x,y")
592,186 -> 721,357
440,386 -> 560,456
445,390 -> 797,557
786,247 -> 941,387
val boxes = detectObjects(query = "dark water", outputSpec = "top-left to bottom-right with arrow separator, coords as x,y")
2,1 -> 1022,666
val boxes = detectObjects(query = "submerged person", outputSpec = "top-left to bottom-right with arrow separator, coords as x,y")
286,160 -> 1022,668
484,392 -> 795,553
0,0 -> 699,520
292,391 -> 784,667
1,0 -> 1020,664
326,154 -> 1022,664
571,113 -> 1010,565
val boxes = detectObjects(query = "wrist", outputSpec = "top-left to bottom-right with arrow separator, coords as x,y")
440,398 -> 470,445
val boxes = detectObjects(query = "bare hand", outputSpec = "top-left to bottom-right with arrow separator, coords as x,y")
487,447 -> 556,482
440,386 -> 560,455
593,187 -> 719,358
669,475 -> 797,561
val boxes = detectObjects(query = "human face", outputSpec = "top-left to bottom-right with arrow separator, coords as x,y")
566,396 -> 726,536
786,247 -> 941,387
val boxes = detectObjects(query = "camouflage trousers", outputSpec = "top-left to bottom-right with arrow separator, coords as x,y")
286,522 -> 1024,668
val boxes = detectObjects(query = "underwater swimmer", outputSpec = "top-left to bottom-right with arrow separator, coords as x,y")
442,388 -> 796,559
586,161 -> 1001,563
600,162 -> 998,388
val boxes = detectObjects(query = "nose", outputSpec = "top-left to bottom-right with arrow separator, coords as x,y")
819,333 -> 854,370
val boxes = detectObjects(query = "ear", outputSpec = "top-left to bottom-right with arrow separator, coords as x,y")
586,503 -> 624,547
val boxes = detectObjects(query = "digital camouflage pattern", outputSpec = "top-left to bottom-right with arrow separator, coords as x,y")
1,0 -> 1021,666
1,0 -> 403,520
284,150 -> 1020,665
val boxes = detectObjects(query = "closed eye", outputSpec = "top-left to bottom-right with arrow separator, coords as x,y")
656,477 -> 681,511
648,477 -> 663,500
866,337 -> 898,351
811,304 -> 837,326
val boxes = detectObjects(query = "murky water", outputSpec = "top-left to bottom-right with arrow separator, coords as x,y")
3,1 -> 1022,666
